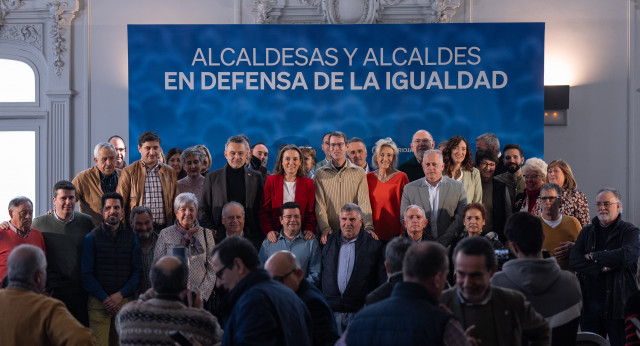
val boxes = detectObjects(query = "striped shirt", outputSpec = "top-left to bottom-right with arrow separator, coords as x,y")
142,162 -> 166,225
314,159 -> 373,233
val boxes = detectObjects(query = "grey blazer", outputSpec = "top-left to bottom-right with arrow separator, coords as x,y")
400,176 -> 466,247
197,164 -> 264,242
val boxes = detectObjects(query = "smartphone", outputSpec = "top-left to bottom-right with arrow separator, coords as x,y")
169,331 -> 192,346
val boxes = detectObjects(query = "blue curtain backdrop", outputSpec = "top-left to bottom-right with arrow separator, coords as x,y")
128,23 -> 544,170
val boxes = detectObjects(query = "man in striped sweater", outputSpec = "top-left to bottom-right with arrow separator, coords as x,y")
314,131 -> 375,244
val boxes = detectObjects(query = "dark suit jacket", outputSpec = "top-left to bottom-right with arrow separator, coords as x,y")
259,175 -> 316,235
297,279 -> 339,346
440,286 -> 551,346
197,164 -> 263,243
400,176 -> 467,247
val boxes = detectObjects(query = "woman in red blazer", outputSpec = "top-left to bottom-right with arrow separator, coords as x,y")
260,144 -> 316,242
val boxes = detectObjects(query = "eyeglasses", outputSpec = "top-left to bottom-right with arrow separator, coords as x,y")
215,265 -> 232,279
282,215 -> 301,220
539,196 -> 561,202
272,269 -> 296,282
596,201 -> 619,208
479,162 -> 496,168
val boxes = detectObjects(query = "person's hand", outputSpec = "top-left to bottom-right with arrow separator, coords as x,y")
303,230 -> 315,240
267,231 -> 278,243
104,292 -> 124,315
0,221 -> 9,230
45,209 -> 53,215
553,241 -> 574,260
139,288 -> 157,301
465,325 -> 481,346
321,229 -> 332,245
366,230 -> 379,240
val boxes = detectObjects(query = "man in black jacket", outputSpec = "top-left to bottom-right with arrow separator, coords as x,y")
570,187 -> 640,346
320,203 -> 384,333
265,250 -> 339,346
365,237 -> 413,305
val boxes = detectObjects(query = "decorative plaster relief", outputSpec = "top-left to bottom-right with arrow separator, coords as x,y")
0,24 -> 43,50
0,0 -> 25,26
47,1 -> 67,76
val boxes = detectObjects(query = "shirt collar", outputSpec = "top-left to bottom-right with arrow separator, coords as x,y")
340,232 -> 358,244
142,160 -> 160,171
8,221 -> 30,238
279,229 -> 303,241
426,178 -> 442,189
53,209 -> 74,224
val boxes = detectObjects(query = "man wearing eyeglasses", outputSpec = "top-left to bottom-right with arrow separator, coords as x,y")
211,236 -> 312,346
570,187 -> 640,346
399,129 -> 434,182
538,183 -> 581,270
258,202 -> 321,286
314,131 -> 374,245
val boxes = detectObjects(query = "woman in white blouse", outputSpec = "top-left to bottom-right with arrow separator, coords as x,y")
442,135 -> 482,203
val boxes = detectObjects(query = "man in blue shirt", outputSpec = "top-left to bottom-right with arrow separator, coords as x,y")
81,191 -> 142,346
258,202 -> 321,286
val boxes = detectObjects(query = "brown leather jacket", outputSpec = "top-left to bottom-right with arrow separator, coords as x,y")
116,160 -> 178,225
72,166 -> 122,226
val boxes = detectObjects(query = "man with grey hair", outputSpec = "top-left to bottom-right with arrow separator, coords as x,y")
399,129 -> 434,182
199,135 -> 264,249
0,244 -> 95,344
0,196 -> 45,281
315,131 -> 374,245
347,137 -> 370,173
402,205 -> 430,241
570,187 -> 640,345
400,149 -> 467,247
475,132 -> 505,175
365,236 -> 413,305
321,203 -> 384,334
73,141 -> 122,225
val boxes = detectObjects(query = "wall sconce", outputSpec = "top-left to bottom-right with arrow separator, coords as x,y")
544,85 -> 569,126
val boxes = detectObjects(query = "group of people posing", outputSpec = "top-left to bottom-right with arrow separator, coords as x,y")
0,129 -> 638,346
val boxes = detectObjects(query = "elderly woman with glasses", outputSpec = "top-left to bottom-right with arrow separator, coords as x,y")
533,159 -> 590,227
153,192 -> 216,304
513,158 -> 547,214
366,138 -> 409,241
260,144 -> 316,243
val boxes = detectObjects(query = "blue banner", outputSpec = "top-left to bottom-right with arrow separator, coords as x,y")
128,23 -> 544,168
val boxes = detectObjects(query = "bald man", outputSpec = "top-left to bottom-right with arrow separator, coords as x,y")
265,251 -> 339,346
399,129 -> 434,182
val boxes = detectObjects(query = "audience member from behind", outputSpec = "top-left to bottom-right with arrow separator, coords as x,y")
442,135 -> 482,204
475,148 -> 511,239
537,183 -> 581,270
365,236 -> 413,305
117,131 -> 179,230
441,236 -> 550,346
260,145 -> 316,243
401,205 -> 430,242
212,236 -> 312,345
116,256 -> 223,346
494,144 -> 525,206
400,149 -> 467,247
73,141 -> 122,225
492,212 -> 582,346
321,203 -> 384,333
177,146 -> 206,202
265,251 -> 339,346
0,196 -> 45,281
81,191 -> 142,346
32,180 -> 95,325
259,202 -> 321,286
570,187 -> 640,346
398,129 -> 434,182
166,147 -> 187,180
109,135 -> 128,169
513,157 -> 547,214
345,241 -> 470,346
538,159 -> 590,227
0,245 -> 95,345
366,137 -> 409,241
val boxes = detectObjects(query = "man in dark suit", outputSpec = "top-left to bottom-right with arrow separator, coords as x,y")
198,135 -> 264,247
321,203 -> 384,334
441,236 -> 550,346
265,250 -> 339,346
400,149 -> 467,247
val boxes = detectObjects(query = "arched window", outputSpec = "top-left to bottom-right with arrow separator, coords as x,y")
0,58 -> 36,103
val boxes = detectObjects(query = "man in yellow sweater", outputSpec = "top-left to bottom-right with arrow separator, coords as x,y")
539,183 -> 581,270
0,244 -> 95,345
